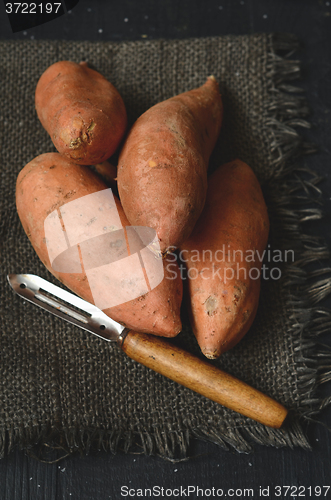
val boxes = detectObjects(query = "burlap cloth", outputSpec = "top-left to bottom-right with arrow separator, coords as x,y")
1,34 -> 330,460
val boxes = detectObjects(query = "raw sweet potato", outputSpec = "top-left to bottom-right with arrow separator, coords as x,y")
117,76 -> 223,253
16,153 -> 183,337
35,61 -> 127,165
179,159 -> 269,358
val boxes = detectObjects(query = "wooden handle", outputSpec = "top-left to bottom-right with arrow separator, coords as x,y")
118,330 -> 288,428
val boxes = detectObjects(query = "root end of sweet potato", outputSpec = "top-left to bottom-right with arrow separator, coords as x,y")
202,347 -> 221,360
69,137 -> 83,149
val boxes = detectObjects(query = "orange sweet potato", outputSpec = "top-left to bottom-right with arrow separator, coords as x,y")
179,159 -> 269,358
35,61 -> 127,165
117,76 -> 223,253
16,153 -> 183,337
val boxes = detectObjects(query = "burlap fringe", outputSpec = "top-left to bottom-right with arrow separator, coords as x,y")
239,33 -> 331,451
2,33 -> 331,462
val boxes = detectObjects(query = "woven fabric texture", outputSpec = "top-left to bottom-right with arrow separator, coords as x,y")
0,34 -> 329,459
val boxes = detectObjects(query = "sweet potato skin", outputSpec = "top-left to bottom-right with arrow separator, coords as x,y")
16,153 -> 182,337
179,159 -> 269,358
35,61 -> 127,165
117,76 -> 223,253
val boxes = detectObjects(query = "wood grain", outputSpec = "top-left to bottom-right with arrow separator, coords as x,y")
120,330 -> 288,428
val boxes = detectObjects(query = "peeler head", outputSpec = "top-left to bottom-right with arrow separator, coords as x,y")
7,273 -> 126,342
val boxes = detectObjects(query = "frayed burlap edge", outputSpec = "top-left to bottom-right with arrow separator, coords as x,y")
2,33 -> 331,462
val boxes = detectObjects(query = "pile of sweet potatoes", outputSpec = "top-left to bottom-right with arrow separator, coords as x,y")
16,60 -> 269,358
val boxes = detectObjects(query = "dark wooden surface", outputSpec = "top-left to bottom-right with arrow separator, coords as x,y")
1,0 -> 331,498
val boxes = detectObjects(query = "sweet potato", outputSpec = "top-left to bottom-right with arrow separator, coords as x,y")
35,61 -> 127,165
179,159 -> 269,358
117,76 -> 223,253
16,153 -> 183,337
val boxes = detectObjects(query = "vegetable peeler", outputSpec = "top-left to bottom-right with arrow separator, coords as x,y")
7,273 -> 288,428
